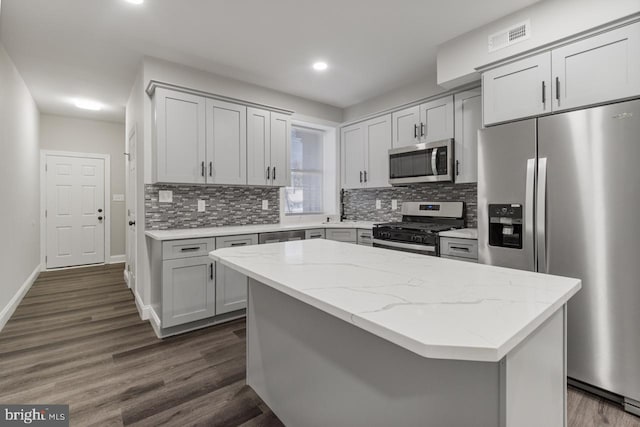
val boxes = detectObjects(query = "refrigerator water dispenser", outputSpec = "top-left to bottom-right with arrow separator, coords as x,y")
488,204 -> 523,249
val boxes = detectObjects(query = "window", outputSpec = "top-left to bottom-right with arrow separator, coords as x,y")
284,127 -> 325,215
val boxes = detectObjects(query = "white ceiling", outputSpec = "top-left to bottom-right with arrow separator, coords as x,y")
0,0 -> 539,122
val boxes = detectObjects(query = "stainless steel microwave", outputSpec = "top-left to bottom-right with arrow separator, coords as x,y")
388,139 -> 453,185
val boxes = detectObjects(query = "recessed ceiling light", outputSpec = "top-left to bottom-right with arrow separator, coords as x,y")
313,61 -> 328,71
74,99 -> 102,111
125,0 -> 144,4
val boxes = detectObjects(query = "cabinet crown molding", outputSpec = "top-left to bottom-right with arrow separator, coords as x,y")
146,80 -> 295,116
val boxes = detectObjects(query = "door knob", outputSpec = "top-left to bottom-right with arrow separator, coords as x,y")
98,216 -> 103,221
129,220 -> 136,226
98,208 -> 103,213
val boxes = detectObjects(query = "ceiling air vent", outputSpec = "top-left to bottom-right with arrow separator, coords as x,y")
488,20 -> 531,52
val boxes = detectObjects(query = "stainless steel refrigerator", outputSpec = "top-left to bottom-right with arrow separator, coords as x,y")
478,99 -> 640,415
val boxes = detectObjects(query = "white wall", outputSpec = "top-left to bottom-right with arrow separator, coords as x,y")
343,63 -> 444,122
437,0 -> 640,87
0,43 -> 40,328
39,114 -> 126,258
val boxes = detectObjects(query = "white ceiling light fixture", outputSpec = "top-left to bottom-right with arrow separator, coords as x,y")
125,0 -> 144,5
74,99 -> 102,111
312,61 -> 328,71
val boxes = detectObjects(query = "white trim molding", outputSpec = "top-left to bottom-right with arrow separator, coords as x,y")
109,254 -> 126,264
0,264 -> 40,332
40,150 -> 111,271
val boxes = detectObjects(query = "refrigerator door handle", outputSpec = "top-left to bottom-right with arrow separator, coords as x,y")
537,157 -> 548,273
526,158 -> 536,271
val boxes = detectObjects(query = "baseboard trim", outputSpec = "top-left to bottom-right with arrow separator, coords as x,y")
133,290 -> 150,321
149,308 -> 162,338
0,264 -> 41,332
109,254 -> 126,264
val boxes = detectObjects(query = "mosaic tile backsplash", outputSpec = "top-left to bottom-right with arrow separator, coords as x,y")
342,183 -> 478,227
145,184 -> 280,229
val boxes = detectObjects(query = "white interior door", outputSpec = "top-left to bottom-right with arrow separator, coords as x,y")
126,129 -> 137,290
46,155 -> 105,268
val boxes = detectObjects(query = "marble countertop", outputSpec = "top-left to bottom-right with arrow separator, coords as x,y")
145,221 -> 377,241
439,228 -> 478,239
210,239 -> 581,362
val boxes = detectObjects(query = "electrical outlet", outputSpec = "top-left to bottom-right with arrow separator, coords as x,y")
392,200 -> 398,210
262,200 -> 269,210
158,190 -> 173,203
197,200 -> 206,212
376,200 -> 381,210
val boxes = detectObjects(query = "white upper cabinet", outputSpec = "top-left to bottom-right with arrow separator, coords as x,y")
205,99 -> 247,185
341,115 -> 391,189
154,88 -> 207,183
420,95 -> 454,143
552,21 -> 640,112
454,89 -> 482,184
247,107 -> 290,187
270,112 -> 290,187
341,123 -> 366,189
364,114 -> 392,188
482,52 -> 551,126
247,107 -> 270,186
391,105 -> 420,148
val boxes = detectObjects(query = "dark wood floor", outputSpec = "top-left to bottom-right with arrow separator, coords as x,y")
0,264 -> 638,426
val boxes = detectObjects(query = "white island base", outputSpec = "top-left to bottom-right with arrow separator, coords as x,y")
247,278 -> 566,427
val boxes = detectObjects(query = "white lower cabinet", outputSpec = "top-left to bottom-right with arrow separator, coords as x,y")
305,229 -> 325,239
215,234 -> 258,314
357,229 -> 373,246
439,237 -> 478,263
326,228 -> 357,244
161,238 -> 216,328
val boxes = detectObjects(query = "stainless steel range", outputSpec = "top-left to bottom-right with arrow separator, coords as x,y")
372,202 -> 465,256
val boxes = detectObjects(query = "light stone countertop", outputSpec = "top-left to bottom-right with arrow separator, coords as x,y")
210,239 -> 581,362
145,221 -> 377,241
439,228 -> 478,239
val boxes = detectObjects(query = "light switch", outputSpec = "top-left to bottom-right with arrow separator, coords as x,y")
262,200 -> 269,210
159,190 -> 173,203
112,194 -> 125,202
197,200 -> 206,212
392,200 -> 398,210
376,200 -> 381,210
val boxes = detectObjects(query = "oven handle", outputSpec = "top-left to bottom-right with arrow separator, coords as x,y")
372,239 -> 436,253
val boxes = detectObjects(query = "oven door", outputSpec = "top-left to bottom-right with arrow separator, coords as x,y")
389,139 -> 453,185
372,239 -> 437,256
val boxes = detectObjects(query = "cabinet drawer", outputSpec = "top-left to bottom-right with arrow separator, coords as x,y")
325,228 -> 357,243
305,229 -> 325,239
440,237 -> 478,260
441,254 -> 478,263
216,234 -> 258,249
162,238 -> 215,260
357,229 -> 373,246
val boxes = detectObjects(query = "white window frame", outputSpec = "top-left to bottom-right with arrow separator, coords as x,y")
280,118 -> 340,225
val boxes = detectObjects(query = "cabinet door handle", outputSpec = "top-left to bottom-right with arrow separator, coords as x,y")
209,161 -> 213,177
360,171 -> 363,183
414,124 -> 418,138
266,166 -> 271,180
201,161 -> 205,177
542,81 -> 546,104
180,247 -> 200,252
364,170 -> 367,182
420,122 -> 425,137
451,246 -> 470,252
273,167 -> 276,181
210,263 -> 214,280
456,160 -> 460,176
230,242 -> 247,246
555,77 -> 560,101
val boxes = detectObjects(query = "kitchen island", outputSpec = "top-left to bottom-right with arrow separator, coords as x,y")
210,239 -> 581,427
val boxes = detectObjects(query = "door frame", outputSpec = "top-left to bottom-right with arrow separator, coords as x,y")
125,124 -> 137,289
40,150 -> 111,271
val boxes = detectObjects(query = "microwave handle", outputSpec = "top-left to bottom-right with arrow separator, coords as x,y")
431,148 -> 438,175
